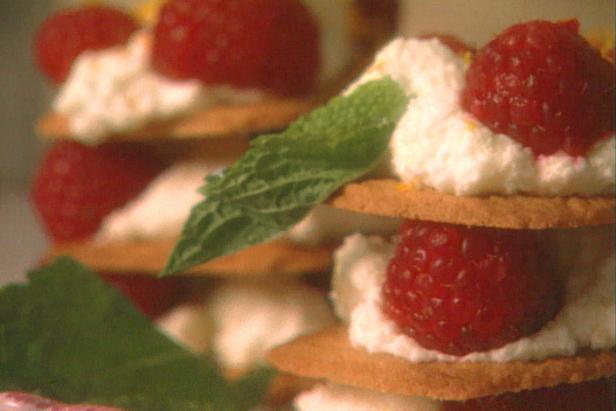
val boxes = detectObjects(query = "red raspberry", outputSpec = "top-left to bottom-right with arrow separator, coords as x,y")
461,19 -> 615,157
382,220 -> 560,356
152,0 -> 320,96
31,141 -> 161,243
444,378 -> 615,411
101,272 -> 189,319
33,6 -> 139,84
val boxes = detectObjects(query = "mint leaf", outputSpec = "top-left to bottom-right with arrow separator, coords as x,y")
164,78 -> 409,275
0,257 -> 273,411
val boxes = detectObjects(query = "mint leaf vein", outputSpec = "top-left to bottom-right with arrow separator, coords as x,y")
164,78 -> 409,275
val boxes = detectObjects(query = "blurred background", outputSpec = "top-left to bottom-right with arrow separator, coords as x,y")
0,0 -> 613,284
0,1 -> 152,282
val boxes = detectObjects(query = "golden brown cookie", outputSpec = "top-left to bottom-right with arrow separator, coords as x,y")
37,97 -> 317,141
46,238 -> 336,277
328,179 -> 614,229
266,326 -> 614,401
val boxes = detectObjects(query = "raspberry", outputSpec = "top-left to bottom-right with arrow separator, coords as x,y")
461,19 -> 615,157
31,141 -> 161,243
152,0 -> 320,95
101,272 -> 188,319
444,378 -> 615,411
382,220 -> 560,356
33,6 -> 138,84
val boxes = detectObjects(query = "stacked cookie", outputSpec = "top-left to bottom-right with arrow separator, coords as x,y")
266,19 -> 615,410
33,0 -> 399,279
29,0 -> 400,405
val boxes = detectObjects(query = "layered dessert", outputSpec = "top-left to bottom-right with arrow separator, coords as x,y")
26,1 -> 401,406
33,0 -> 401,278
36,0 -> 397,143
263,18 -> 615,409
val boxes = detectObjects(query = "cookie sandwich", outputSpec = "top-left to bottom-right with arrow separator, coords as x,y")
264,19 -> 615,410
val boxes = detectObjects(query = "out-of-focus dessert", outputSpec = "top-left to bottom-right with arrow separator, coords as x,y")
35,0 -> 398,142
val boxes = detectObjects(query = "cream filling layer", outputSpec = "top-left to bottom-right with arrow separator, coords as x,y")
331,227 -> 615,362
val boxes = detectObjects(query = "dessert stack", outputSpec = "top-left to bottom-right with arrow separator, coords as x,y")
263,18 -> 615,410
27,0 -> 401,404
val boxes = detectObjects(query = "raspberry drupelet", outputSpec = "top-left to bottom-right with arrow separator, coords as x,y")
461,19 -> 615,157
382,220 -> 561,356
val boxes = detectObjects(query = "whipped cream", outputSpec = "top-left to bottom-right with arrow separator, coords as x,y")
98,161 -> 220,241
208,280 -> 335,370
350,38 -> 615,196
331,227 -> 615,362
99,160 -> 400,245
55,30 -> 264,143
294,382 -> 442,411
157,280 -> 335,370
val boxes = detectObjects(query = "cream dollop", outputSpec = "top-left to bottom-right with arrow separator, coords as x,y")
157,281 -> 335,370
294,382 -> 442,411
54,30 -> 263,143
332,227 -> 615,362
97,161 -> 222,241
350,37 -> 615,196
208,280 -> 335,370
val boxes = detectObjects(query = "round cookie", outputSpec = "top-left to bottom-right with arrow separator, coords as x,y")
37,96 -> 317,141
328,179 -> 614,229
266,326 -> 614,401
46,238 -> 336,277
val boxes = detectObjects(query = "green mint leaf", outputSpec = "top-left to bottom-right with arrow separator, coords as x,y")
164,78 -> 409,275
0,257 -> 273,411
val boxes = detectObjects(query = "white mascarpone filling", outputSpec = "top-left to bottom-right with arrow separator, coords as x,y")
97,161 -> 218,242
294,382 -> 442,411
331,227 -> 615,362
54,30 -> 264,143
156,281 -> 335,370
208,280 -> 336,370
349,37 -> 615,196
98,160 -> 401,245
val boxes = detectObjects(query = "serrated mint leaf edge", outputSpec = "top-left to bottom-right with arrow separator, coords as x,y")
0,257 -> 273,411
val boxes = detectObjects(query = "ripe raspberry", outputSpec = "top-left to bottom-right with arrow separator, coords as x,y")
444,378 -> 615,411
101,272 -> 188,319
33,6 -> 138,84
31,141 -> 161,243
461,19 -> 615,157
152,0 -> 320,96
382,220 -> 560,356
